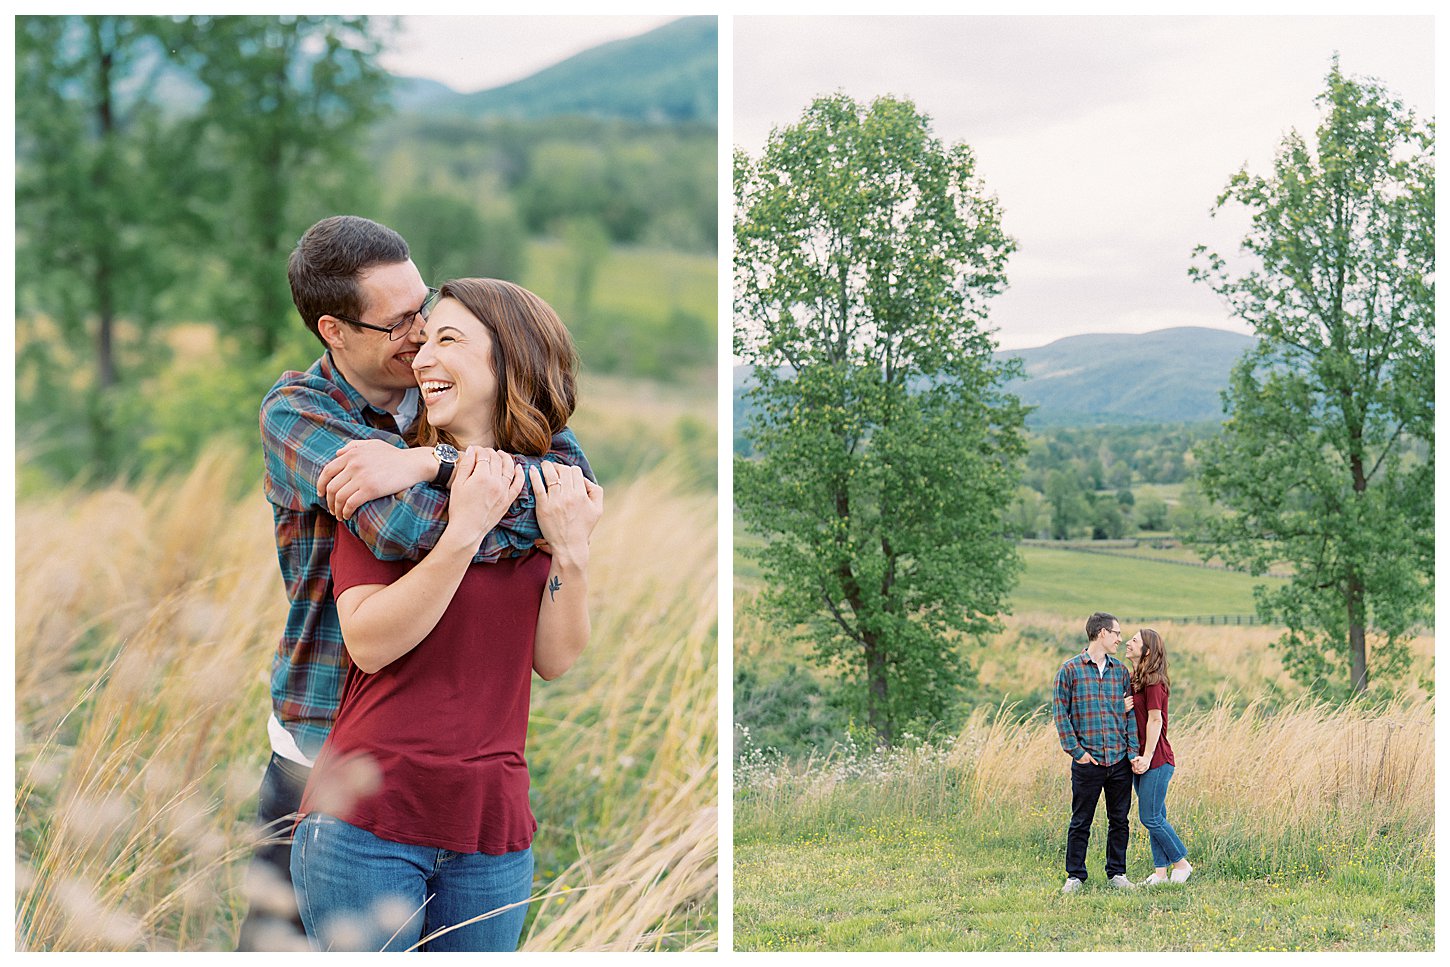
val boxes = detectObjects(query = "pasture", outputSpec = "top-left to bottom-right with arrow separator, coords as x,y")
732,524 -> 1435,951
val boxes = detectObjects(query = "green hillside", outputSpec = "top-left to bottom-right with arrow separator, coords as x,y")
451,16 -> 716,124
998,327 -> 1254,426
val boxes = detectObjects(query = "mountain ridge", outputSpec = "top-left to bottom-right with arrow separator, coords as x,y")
733,326 -> 1255,435
389,16 -> 716,124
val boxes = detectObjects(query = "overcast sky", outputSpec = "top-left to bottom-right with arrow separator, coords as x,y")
378,15 -> 679,93
735,16 -> 1433,350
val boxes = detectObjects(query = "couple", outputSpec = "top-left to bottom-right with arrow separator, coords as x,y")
239,215 -> 604,951
1053,611 -> 1192,893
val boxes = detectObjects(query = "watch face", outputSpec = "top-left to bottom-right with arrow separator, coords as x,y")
434,443 -> 459,464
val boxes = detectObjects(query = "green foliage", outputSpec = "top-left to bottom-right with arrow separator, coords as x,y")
169,15 -> 393,360
15,17 -> 194,473
374,114 -> 716,254
389,188 -> 527,283
734,93 -> 1025,744
1189,61 -> 1434,695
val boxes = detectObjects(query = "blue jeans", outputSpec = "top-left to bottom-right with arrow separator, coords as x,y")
1133,763 -> 1188,869
290,812 -> 533,952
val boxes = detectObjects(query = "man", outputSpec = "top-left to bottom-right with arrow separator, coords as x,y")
238,215 -> 587,949
1052,610 -> 1137,894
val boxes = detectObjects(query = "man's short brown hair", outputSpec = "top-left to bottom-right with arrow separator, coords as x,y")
287,215 -> 410,344
1085,611 -> 1119,643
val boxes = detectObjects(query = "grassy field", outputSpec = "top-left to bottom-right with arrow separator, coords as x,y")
735,697 -> 1434,951
733,516 -> 1434,951
1012,545 -> 1276,619
14,382 -> 717,952
523,239 -> 715,332
736,525 -> 1277,621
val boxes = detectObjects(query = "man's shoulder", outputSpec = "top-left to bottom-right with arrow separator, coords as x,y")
1056,652 -> 1087,675
261,356 -> 347,418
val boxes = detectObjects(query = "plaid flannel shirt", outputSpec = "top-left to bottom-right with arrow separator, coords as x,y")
260,352 -> 592,757
1052,650 -> 1135,765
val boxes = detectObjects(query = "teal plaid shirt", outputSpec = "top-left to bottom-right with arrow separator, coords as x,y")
1052,650 -> 1135,765
260,352 -> 591,757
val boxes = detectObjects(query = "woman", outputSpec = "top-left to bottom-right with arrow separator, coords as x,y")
289,278 -> 604,951
1125,628 -> 1192,885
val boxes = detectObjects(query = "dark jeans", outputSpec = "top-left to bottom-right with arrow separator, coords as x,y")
1065,755 -> 1133,882
235,753 -> 311,951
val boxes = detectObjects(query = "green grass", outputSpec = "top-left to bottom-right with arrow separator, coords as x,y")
738,527 -> 1280,621
1011,545 -> 1277,619
523,239 -> 716,328
734,812 -> 1432,951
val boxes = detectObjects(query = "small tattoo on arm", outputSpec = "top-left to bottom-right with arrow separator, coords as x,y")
548,576 -> 562,601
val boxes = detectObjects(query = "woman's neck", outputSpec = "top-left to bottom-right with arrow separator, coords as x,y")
448,429 -> 496,451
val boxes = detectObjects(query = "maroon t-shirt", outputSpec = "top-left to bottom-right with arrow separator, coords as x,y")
298,525 -> 549,854
1132,681 -> 1175,769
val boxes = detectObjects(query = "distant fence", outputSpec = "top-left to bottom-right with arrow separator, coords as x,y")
1118,614 -> 1261,626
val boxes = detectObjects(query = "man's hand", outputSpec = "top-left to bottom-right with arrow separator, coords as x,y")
319,439 -> 435,520
1124,694 -> 1134,712
1131,755 -> 1150,775
1076,751 -> 1099,765
444,447 -> 526,548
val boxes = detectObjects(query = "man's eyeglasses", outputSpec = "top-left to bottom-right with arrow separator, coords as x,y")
331,287 -> 440,341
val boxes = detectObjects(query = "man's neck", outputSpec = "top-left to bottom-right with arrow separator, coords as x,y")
1086,640 -> 1110,665
332,353 -> 407,414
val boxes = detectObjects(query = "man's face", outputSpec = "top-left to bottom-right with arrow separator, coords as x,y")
1099,622 -> 1122,654
327,259 -> 429,394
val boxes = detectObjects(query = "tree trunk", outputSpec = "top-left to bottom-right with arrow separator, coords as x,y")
863,629 -> 890,745
1348,574 -> 1368,694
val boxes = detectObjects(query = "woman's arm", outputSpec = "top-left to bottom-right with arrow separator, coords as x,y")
1140,709 -> 1163,764
529,463 -> 604,680
336,448 -> 524,674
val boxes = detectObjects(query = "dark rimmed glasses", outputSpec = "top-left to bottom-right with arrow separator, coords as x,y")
331,286 -> 440,341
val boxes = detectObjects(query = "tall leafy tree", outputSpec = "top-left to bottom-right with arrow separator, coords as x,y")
1190,62 -> 1433,695
15,16 -> 188,471
734,94 -> 1025,743
172,15 -> 392,359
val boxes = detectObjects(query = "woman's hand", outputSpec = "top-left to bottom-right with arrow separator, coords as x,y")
444,447 -> 525,549
528,463 -> 604,564
318,439 -> 435,520
1131,755 -> 1150,775
1124,694 -> 1134,712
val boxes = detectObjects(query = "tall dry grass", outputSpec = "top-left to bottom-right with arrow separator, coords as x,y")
14,447 -> 717,951
739,694 -> 1433,886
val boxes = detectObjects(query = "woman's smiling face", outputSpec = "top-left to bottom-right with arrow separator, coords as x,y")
1125,632 -> 1143,661
412,297 -> 498,447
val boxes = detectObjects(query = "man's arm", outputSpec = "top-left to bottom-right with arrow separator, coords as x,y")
261,381 -> 448,561
313,424 -> 594,562
1052,664 -> 1089,762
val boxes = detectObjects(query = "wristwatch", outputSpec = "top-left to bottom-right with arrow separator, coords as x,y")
431,443 -> 460,487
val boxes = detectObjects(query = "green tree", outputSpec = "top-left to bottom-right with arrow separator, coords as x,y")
15,16 -> 189,472
172,15 -> 391,359
1045,469 -> 1089,540
734,94 -> 1025,743
389,189 -> 527,285
1190,62 -> 1433,695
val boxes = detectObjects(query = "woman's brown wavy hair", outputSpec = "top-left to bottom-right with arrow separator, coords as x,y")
1130,628 -> 1170,692
409,278 -> 578,456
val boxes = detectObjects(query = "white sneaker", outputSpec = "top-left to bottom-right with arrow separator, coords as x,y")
1108,874 -> 1136,889
1141,872 -> 1168,886
1170,862 -> 1193,883
1062,877 -> 1084,894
